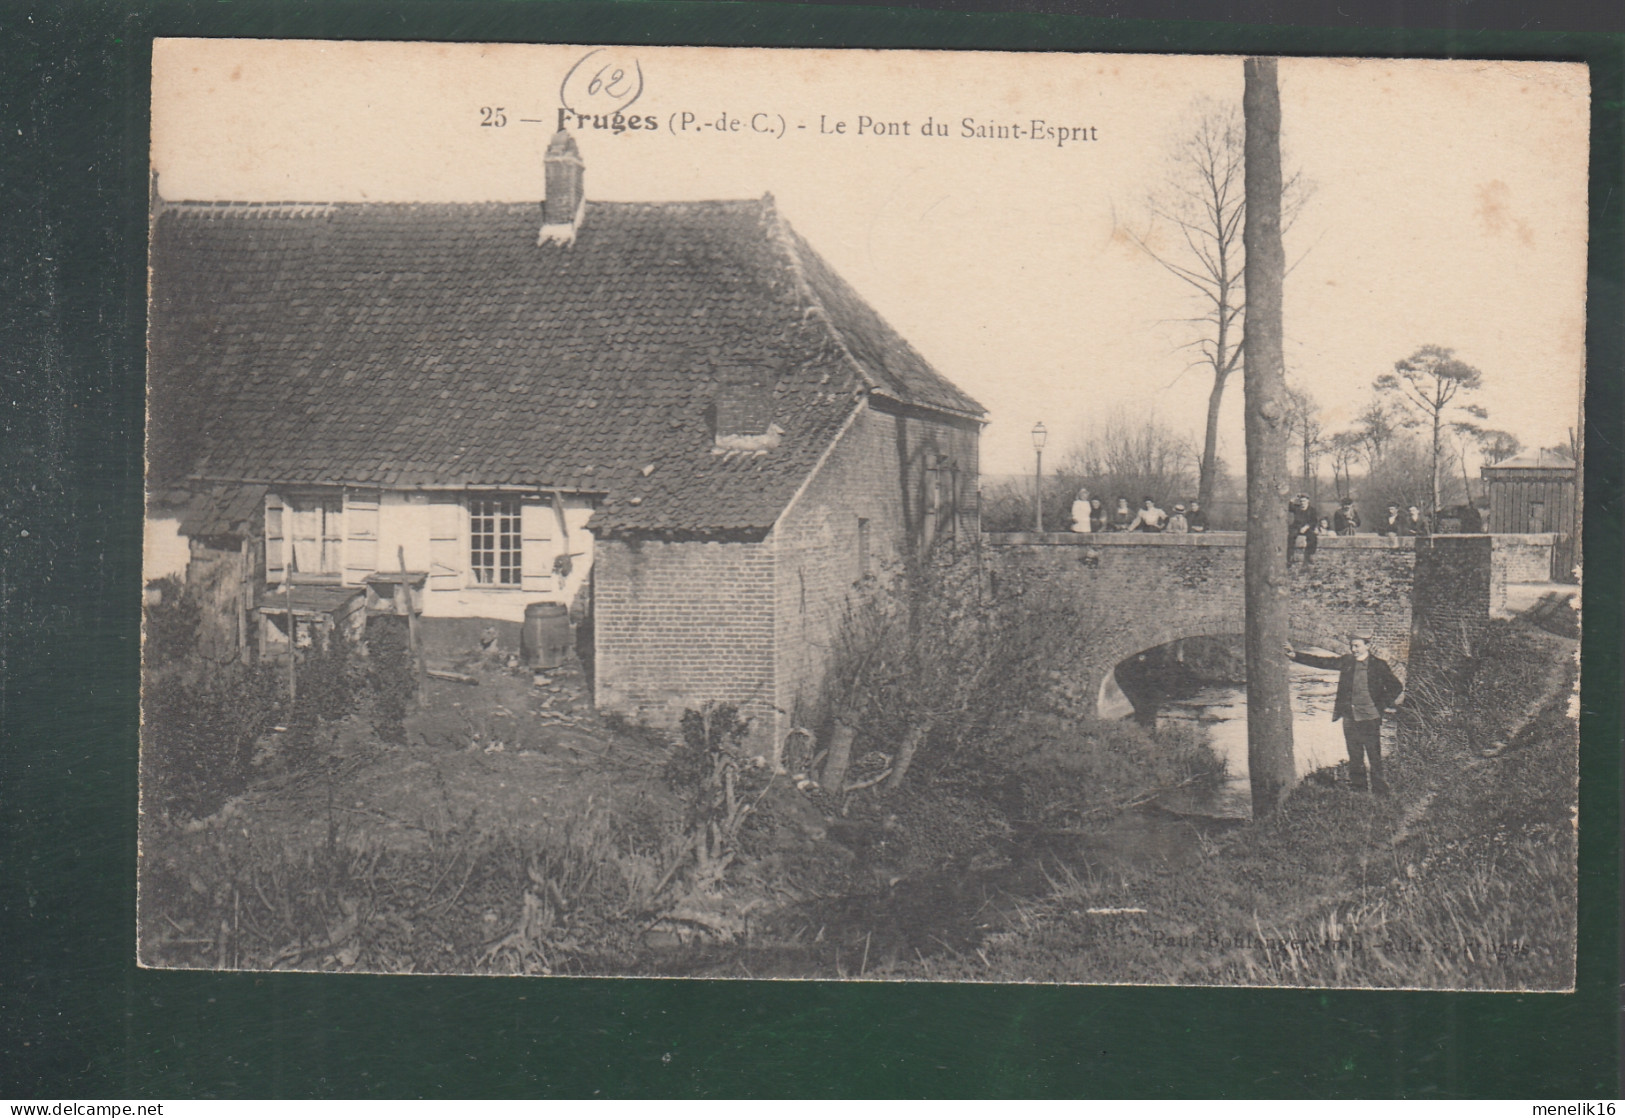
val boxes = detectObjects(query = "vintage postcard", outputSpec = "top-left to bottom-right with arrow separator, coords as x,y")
140,40 -> 1586,987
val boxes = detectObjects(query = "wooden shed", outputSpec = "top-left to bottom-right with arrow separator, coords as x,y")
1482,448 -> 1577,581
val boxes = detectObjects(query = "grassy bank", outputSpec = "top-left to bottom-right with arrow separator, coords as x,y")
909,621 -> 1578,988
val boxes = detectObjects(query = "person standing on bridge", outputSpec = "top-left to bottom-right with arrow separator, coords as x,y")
1070,487 -> 1094,533
1288,494 -> 1319,564
1333,496 -> 1361,536
1110,497 -> 1135,532
1129,496 -> 1168,533
1165,504 -> 1190,533
1285,631 -> 1405,795
1404,504 -> 1431,538
1185,500 -> 1208,533
1376,503 -> 1405,536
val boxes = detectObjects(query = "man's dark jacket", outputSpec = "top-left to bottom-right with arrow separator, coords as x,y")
1291,651 -> 1403,722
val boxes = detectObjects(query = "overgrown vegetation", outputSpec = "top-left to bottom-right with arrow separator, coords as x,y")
909,620 -> 1577,989
139,789 -> 683,974
819,550 -> 1097,792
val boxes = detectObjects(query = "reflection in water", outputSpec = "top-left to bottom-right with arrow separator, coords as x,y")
1151,664 -> 1398,819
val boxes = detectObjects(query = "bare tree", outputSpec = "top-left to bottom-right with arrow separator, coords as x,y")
1058,409 -> 1198,508
1474,428 -> 1522,465
1327,429 -> 1365,500
1352,399 -> 1400,465
1242,57 -> 1295,820
1363,430 -> 1465,513
1448,423 -> 1519,505
1129,99 -> 1308,515
1284,383 -> 1325,500
1374,345 -> 1487,515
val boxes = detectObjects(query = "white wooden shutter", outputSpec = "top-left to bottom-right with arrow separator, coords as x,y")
343,489 -> 380,585
428,497 -> 464,591
520,499 -> 554,592
265,493 -> 285,583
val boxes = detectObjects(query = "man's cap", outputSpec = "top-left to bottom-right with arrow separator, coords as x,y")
1340,496 -> 1354,504
1350,627 -> 1375,641
1173,504 -> 1186,511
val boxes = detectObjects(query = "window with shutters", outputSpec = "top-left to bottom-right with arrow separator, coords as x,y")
266,491 -> 343,582
470,497 -> 522,586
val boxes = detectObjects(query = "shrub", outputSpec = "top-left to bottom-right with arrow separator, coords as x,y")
824,549 -> 1097,791
282,637 -> 367,767
663,703 -> 774,889
143,661 -> 284,819
365,615 -> 417,743
142,576 -> 201,667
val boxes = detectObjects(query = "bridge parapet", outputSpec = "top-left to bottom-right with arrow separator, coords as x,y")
984,530 -> 1418,551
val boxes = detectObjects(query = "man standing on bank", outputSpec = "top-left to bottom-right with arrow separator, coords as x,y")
1286,631 -> 1405,795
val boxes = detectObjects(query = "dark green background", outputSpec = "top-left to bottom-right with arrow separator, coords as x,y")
2,0 -> 1619,1098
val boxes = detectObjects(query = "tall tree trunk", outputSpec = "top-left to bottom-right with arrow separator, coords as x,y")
1242,57 -> 1295,820
1198,368 -> 1228,511
1430,411 -> 1442,516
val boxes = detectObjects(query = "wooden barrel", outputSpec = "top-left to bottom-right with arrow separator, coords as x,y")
522,602 -> 572,669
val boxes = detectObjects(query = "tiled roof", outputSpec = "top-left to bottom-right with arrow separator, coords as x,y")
148,196 -> 983,535
174,483 -> 269,539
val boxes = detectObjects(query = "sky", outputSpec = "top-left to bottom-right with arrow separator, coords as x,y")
151,41 -> 1590,478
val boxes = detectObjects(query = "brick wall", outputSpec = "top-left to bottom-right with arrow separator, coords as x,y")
594,399 -> 981,757
982,532 -> 1424,713
771,402 -> 981,753
593,536 -> 776,741
1490,533 -> 1558,589
1410,535 -> 1495,681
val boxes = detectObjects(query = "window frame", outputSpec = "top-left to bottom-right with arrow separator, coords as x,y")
468,494 -> 523,588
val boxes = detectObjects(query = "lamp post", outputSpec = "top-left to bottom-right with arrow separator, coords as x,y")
1032,421 -> 1047,533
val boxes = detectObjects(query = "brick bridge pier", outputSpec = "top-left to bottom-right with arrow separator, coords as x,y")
981,531 -> 1556,718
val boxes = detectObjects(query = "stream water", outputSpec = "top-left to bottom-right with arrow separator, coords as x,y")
1149,663 -> 1398,819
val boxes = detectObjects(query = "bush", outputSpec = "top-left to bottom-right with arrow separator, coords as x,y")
142,576 -> 201,667
365,615 -> 417,743
282,637 -> 367,768
143,662 -> 284,819
662,703 -> 775,889
825,550 -> 1097,789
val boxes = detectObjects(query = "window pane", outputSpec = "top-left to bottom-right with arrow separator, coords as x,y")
470,497 -> 521,586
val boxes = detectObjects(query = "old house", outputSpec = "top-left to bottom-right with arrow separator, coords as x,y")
146,131 -> 985,750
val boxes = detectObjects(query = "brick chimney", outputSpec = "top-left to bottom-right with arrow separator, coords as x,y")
539,130 -> 585,245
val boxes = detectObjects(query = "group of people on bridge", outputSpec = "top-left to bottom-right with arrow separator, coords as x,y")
1065,487 -> 1448,566
1069,489 -> 1208,535
1288,495 -> 1443,564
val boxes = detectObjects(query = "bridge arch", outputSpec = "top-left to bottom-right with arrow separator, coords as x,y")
1094,617 -> 1353,720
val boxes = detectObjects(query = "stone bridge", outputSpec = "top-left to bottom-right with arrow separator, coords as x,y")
981,531 -> 1556,717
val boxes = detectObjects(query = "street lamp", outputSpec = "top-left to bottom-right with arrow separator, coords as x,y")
1032,421 -> 1048,533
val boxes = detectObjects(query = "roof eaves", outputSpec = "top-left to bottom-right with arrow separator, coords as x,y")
866,387 -> 988,424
